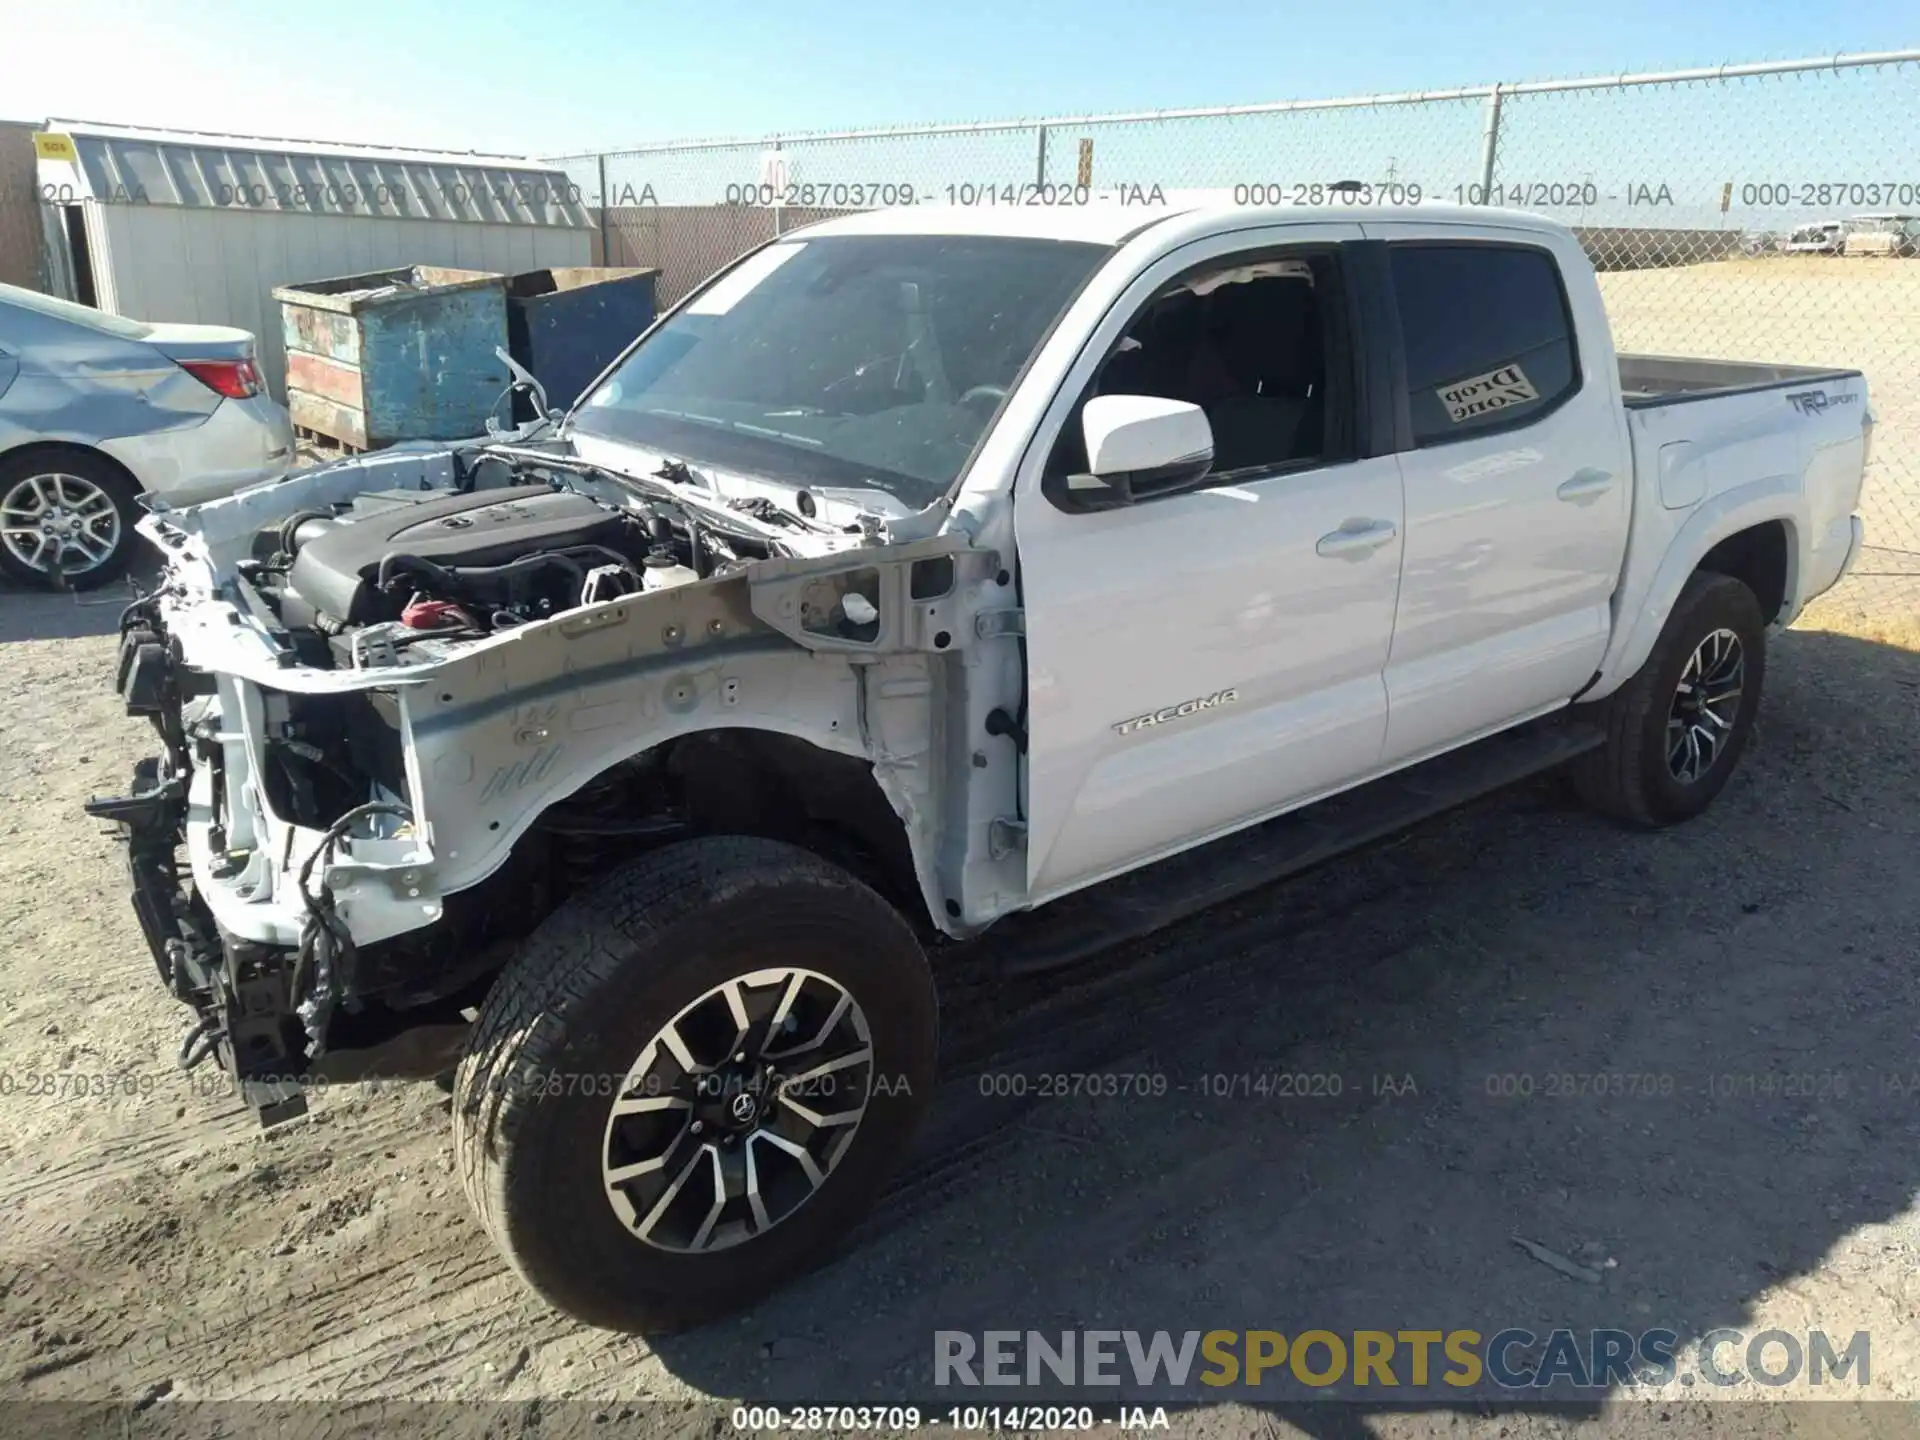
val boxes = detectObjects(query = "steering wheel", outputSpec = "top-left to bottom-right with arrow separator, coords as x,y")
959,383 -> 1008,410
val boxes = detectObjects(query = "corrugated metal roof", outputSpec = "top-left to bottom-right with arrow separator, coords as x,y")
40,120 -> 592,228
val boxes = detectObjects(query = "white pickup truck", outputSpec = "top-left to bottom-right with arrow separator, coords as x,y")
90,204 -> 1869,1333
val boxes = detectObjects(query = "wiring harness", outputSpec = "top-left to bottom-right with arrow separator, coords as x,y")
291,801 -> 416,1057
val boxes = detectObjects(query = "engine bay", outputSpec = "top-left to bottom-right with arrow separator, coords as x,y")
278,487 -> 645,630
236,454 -> 794,670
205,445 -> 907,840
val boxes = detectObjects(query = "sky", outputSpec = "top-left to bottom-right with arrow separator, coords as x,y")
2,0 -> 1917,158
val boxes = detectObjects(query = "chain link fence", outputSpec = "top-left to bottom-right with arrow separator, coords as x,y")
551,49 -> 1920,618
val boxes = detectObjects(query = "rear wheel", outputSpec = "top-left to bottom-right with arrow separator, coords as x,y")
453,836 -> 937,1332
1572,571 -> 1766,826
0,450 -> 141,590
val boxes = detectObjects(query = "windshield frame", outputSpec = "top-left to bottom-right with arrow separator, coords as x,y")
561,229 -> 1116,508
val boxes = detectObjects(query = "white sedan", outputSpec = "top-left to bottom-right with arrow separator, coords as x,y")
0,282 -> 293,590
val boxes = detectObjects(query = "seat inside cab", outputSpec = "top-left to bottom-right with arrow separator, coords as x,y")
1097,259 -> 1326,473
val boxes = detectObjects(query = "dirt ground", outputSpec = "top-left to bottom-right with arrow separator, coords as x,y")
2,565 -> 1916,1439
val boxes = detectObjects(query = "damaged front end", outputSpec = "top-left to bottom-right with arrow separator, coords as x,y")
86,436 -> 1023,1125
86,612 -> 336,1125
89,575 -> 462,1125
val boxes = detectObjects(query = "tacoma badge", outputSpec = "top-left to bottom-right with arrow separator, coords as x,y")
1113,688 -> 1240,736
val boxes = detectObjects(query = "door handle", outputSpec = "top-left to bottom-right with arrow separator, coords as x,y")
1315,520 -> 1398,560
1557,468 -> 1615,504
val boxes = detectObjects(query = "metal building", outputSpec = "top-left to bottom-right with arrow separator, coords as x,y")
32,120 -> 593,397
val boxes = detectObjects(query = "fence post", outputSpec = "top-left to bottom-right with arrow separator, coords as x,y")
596,152 -> 612,264
771,139 -> 784,236
1034,124 -> 1049,189
1476,84 -> 1503,202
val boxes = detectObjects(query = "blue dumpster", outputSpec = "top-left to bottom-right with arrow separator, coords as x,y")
275,266 -> 510,450
505,267 -> 659,417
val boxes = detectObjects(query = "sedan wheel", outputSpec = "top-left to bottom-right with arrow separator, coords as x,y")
0,455 -> 140,590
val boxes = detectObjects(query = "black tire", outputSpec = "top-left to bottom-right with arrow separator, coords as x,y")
1571,571 -> 1766,826
0,449 -> 142,591
453,836 -> 937,1333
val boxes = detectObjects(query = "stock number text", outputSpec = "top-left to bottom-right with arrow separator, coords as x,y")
1739,182 -> 1920,209
1235,181 -> 1423,206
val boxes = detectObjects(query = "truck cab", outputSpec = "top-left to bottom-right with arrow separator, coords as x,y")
1003,211 -> 1636,898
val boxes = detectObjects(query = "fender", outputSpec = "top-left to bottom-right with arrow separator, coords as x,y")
400,645 -> 952,944
1587,473 -> 1805,700
402,666 -> 891,899
195,616 -> 953,950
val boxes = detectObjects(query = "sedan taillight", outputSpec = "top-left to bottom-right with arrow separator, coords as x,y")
179,357 -> 262,399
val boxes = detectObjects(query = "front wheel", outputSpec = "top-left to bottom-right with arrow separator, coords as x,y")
1571,570 -> 1766,826
453,836 -> 937,1332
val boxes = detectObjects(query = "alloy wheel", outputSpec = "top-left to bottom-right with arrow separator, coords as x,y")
0,472 -> 122,576
1667,627 -> 1745,783
601,966 -> 873,1253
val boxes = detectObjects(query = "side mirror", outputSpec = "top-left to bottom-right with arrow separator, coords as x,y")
1060,395 -> 1213,510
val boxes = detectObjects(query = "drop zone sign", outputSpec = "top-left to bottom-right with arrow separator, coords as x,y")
1438,363 -> 1540,423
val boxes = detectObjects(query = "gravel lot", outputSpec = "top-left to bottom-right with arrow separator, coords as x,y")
3,269 -> 1919,1434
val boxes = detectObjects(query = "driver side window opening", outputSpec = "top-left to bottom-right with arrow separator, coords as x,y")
1049,248 -> 1354,482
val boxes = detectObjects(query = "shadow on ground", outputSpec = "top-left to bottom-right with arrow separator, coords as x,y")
0,550 -> 164,643
630,623 -> 1920,1430
0,583 -> 137,644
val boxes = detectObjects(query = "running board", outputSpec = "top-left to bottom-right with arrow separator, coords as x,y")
993,716 -> 1605,976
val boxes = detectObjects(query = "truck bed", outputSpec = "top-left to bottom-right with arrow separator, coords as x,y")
1618,353 -> 1861,408
1613,352 -> 1867,655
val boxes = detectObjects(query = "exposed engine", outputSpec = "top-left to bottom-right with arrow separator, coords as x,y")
282,487 -> 641,628
238,468 -> 745,669
226,456 -> 813,840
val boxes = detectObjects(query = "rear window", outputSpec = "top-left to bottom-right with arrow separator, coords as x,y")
1389,244 -> 1577,445
0,282 -> 151,340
